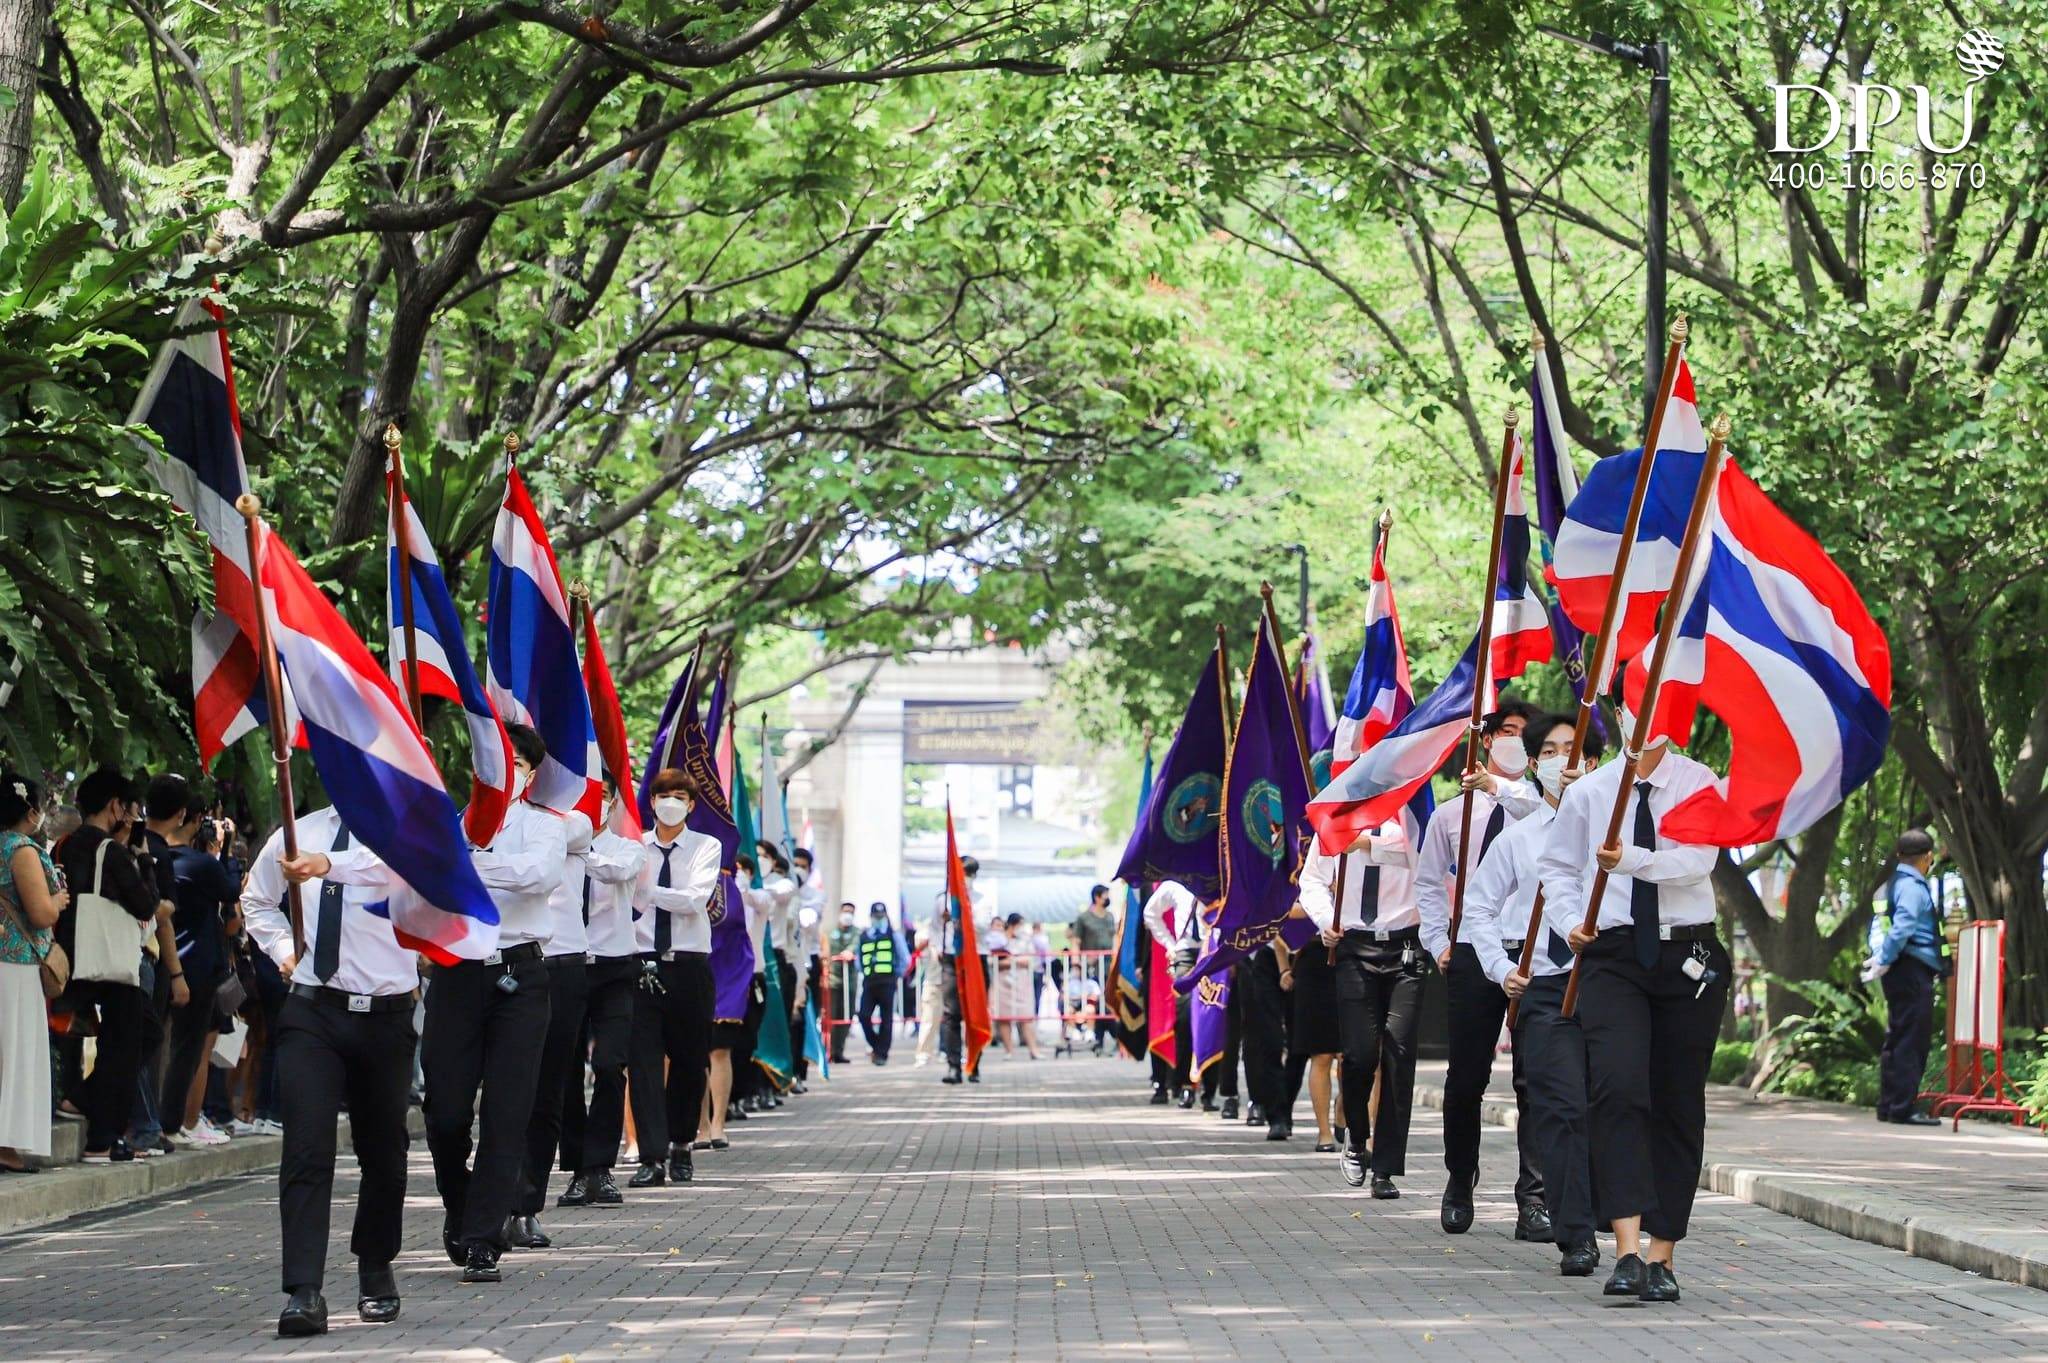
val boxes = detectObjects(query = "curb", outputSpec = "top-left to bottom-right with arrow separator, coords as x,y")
1413,1076 -> 2048,1293
0,1109 -> 428,1237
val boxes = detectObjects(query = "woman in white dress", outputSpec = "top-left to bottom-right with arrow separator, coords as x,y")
1,773 -> 66,1172
993,913 -> 1040,1059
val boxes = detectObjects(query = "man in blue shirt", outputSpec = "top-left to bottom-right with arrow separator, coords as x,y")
1872,829 -> 1946,1126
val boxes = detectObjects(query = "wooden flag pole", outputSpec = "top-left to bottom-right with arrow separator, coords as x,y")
1508,317 -> 1692,1026
1559,413 -> 1730,1020
235,493 -> 306,959
1326,507 -> 1395,964
385,424 -> 425,730
1448,408 -> 1521,950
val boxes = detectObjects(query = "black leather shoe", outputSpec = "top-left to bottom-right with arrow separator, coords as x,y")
942,1067 -> 963,1085
669,1149 -> 694,1184
1640,1261 -> 1680,1303
557,1174 -> 591,1207
358,1263 -> 400,1324
441,1214 -> 465,1266
1559,1242 -> 1600,1277
1440,1174 -> 1475,1234
277,1286 -> 328,1337
1149,1085 -> 1169,1105
1895,1112 -> 1942,1127
461,1243 -> 501,1283
1245,1101 -> 1264,1126
589,1170 -> 623,1206
1266,1118 -> 1292,1141
1514,1201 -> 1555,1243
967,1069 -> 980,1083
1333,1125 -> 1347,1147
523,1216 -> 551,1249
1604,1253 -> 1646,1297
1199,1092 -> 1218,1113
629,1163 -> 665,1188
1219,1096 -> 1239,1120
501,1215 -> 537,1249
1341,1146 -> 1367,1188
1371,1175 -> 1400,1200
1176,1089 -> 1197,1110
1314,1142 -> 1338,1153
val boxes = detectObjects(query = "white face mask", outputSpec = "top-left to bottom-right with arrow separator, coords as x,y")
514,762 -> 535,796
1534,754 -> 1567,794
1490,733 -> 1529,777
652,796 -> 690,827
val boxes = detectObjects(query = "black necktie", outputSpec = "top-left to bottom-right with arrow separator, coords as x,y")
314,824 -> 349,982
1356,859 -> 1381,926
1547,925 -> 1573,967
581,864 -> 593,926
1478,801 -> 1507,861
1630,780 -> 1661,968
654,845 -> 674,955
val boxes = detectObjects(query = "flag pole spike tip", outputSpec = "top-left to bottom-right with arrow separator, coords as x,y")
1379,506 -> 1395,531
569,579 -> 590,601
1214,622 -> 1226,643
1529,326 -> 1546,352
1671,312 -> 1690,342
383,422 -> 401,451
1260,580 -> 1275,603
1709,412 -> 1732,441
234,492 -> 260,519
1504,405 -> 1520,427
504,432 -> 520,457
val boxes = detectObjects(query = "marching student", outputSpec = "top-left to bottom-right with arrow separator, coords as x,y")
1299,816 -> 1421,1198
1538,709 -> 1728,1305
790,847 -> 827,1087
556,776 -> 645,1207
425,723 -> 565,1284
625,768 -> 721,1186
245,806 -> 415,1336
1140,879 -> 1203,1108
1238,940 -> 1291,1137
929,854 -> 984,1086
1415,700 -> 1549,1239
754,841 -> 800,1105
1462,713 -> 1606,1276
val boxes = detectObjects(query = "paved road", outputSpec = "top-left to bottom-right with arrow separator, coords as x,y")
1,1052 -> 2044,1362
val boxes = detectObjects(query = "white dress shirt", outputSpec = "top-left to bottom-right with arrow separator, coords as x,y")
1141,881 -> 1203,955
741,880 -> 772,975
469,800 -> 569,949
796,878 -> 827,957
1461,803 -> 1574,984
1416,776 -> 1539,960
634,828 -> 722,954
1537,753 -> 1721,934
542,811 -> 597,958
585,828 -> 646,959
242,808 -> 418,998
1299,821 -> 1419,934
759,874 -> 797,956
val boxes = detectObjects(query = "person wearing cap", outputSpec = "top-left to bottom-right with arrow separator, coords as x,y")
856,902 -> 902,1063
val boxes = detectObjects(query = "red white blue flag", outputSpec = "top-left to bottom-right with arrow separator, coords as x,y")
1566,447 -> 1893,845
387,467 -> 515,846
257,523 -> 500,962
1329,528 -> 1413,778
486,460 -> 603,825
130,294 -> 297,763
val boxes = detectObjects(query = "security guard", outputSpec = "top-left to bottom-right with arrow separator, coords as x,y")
245,808 -> 415,1337
855,902 -> 900,1062
1539,707 -> 1727,1305
424,723 -> 565,1284
1462,713 -> 1606,1276
1416,700 -> 1548,1238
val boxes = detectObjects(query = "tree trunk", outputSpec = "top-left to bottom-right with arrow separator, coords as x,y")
1968,840 -> 2048,1030
0,0 -> 48,209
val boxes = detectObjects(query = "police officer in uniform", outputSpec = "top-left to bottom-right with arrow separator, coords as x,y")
1416,701 -> 1549,1239
1539,708 -> 1728,1304
557,776 -> 646,1207
627,768 -> 721,1183
1300,814 -> 1421,1197
424,724 -> 565,1283
245,807 -> 415,1336
1462,713 -> 1606,1276
855,902 -> 900,1062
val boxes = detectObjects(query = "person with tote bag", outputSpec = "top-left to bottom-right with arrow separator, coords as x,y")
1,773 -> 68,1172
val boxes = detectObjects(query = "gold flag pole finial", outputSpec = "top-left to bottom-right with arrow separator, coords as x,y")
235,492 -> 260,518
1530,325 -> 1546,353
569,579 -> 590,602
1504,405 -> 1520,428
1379,506 -> 1395,532
1709,411 -> 1732,441
1671,312 -> 1690,342
504,432 -> 521,458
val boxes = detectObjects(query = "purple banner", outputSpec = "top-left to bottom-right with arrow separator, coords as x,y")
1191,965 -> 1231,1078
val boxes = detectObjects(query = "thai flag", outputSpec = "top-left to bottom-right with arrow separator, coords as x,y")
387,468 -> 515,846
1529,347 -> 1599,716
1307,450 -> 1549,854
1329,529 -> 1414,776
1547,358 -> 1708,684
129,294 -> 296,763
577,595 -> 643,840
486,462 -> 602,824
1583,450 -> 1894,845
256,522 -> 500,962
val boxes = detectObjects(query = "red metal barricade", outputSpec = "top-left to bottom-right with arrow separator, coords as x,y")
1919,920 -> 2034,1127
822,945 -> 1123,1058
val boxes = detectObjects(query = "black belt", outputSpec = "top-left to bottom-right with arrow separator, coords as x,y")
289,982 -> 414,1014
662,949 -> 710,963
1341,925 -> 1419,944
1605,923 -> 1718,944
1502,940 -> 1524,955
482,941 -> 545,964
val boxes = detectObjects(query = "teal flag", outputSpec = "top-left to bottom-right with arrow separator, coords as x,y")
735,756 -> 794,1086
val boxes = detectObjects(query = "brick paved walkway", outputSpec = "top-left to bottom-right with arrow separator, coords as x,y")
2,1051 -> 2045,1362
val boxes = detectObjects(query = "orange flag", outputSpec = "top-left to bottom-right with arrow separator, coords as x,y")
946,799 -> 993,1072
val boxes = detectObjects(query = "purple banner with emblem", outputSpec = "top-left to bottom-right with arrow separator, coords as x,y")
1190,963 -> 1232,1078
1115,640 -> 1230,900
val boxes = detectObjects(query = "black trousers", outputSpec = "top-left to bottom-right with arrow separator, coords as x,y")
1512,974 -> 1595,1247
67,979 -> 147,1152
1442,944 -> 1541,1204
517,957 -> 589,1216
564,956 -> 637,1173
628,954 -> 712,1161
859,974 -> 897,1057
421,954 -> 552,1246
1169,950 -> 1198,1089
158,975 -> 220,1130
1578,931 -> 1730,1242
939,958 -> 962,1065
275,994 -> 414,1293
1334,935 -> 1424,1175
1878,957 -> 1937,1120
1239,951 -> 1288,1113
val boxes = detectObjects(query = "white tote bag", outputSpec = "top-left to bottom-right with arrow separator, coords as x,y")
70,838 -> 144,987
